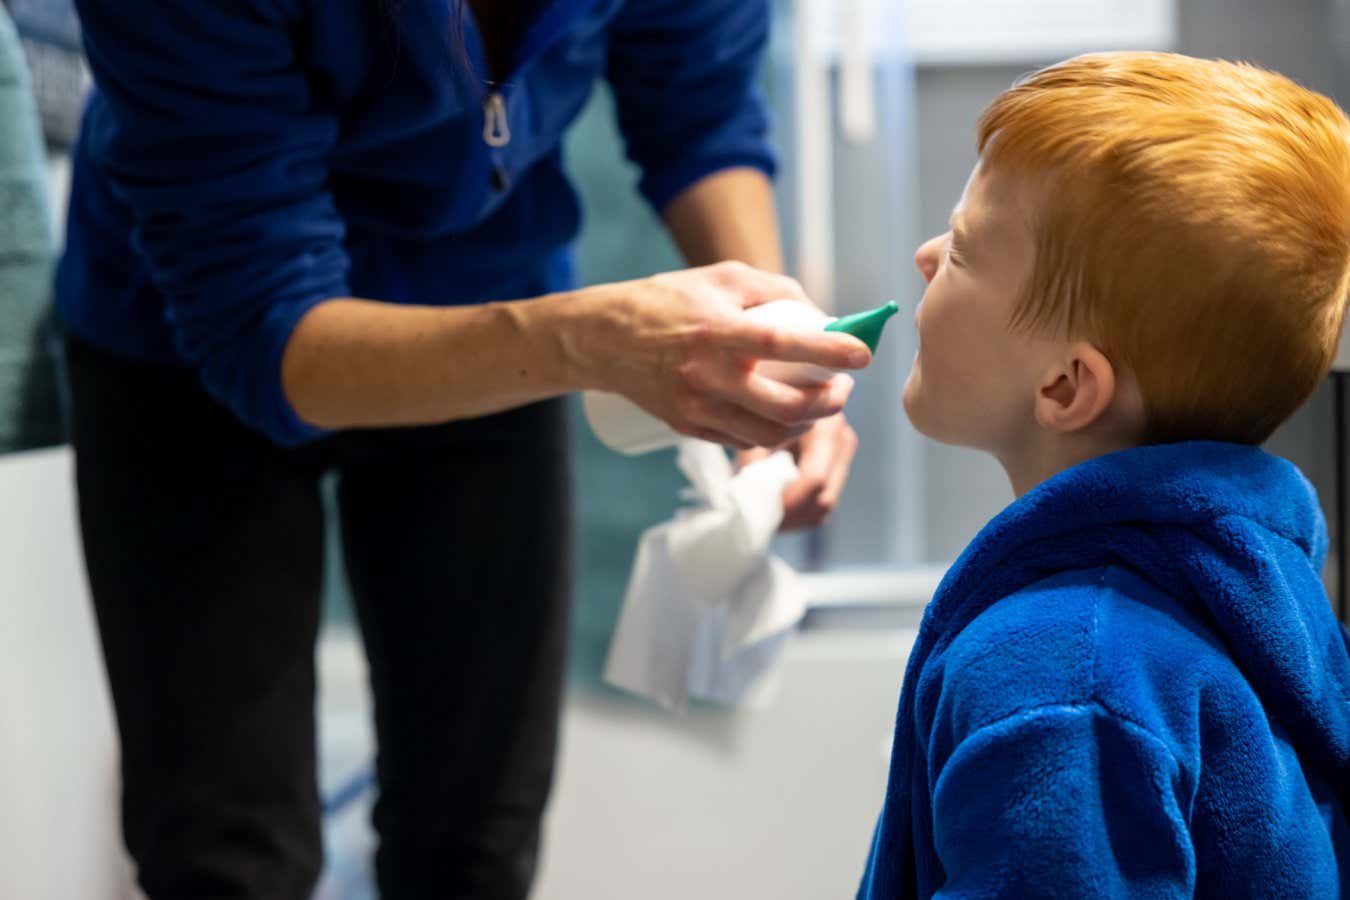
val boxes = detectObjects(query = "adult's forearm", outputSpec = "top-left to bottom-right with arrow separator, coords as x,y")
662,167 -> 784,271
284,168 -> 787,432
281,294 -> 587,430
280,262 -> 868,447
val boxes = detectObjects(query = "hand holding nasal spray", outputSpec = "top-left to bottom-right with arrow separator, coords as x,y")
583,299 -> 900,455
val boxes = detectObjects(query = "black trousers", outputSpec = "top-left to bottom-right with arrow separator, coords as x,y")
63,335 -> 573,900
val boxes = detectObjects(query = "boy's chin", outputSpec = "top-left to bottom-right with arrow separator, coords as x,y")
901,377 -> 940,439
903,379 -> 978,447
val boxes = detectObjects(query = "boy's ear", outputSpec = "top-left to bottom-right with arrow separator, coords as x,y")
1034,342 -> 1116,434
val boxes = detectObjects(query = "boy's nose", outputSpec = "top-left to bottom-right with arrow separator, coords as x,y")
915,234 -> 944,284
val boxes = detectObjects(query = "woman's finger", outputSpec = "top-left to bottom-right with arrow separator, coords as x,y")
781,424 -> 835,523
779,416 -> 857,530
817,422 -> 859,509
706,318 -> 872,371
684,427 -> 753,450
682,360 -> 853,427
677,392 -> 814,450
707,260 -> 809,306
735,446 -> 773,470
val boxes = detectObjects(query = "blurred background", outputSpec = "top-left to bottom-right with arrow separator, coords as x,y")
2,0 -> 1347,897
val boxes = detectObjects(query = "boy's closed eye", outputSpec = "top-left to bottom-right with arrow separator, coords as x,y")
948,214 -> 972,266
946,237 -> 965,266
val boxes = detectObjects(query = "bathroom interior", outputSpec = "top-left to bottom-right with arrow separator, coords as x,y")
3,0 -> 1348,897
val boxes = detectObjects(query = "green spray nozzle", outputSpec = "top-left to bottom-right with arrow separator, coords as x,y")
825,300 -> 900,354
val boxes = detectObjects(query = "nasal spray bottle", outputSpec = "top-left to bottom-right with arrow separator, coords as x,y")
583,299 -> 899,455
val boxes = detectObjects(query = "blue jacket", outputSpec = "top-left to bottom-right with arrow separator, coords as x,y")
54,0 -> 774,445
861,442 -> 1350,898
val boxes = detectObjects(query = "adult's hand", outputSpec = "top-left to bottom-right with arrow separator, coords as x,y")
570,261 -> 871,449
736,413 -> 859,530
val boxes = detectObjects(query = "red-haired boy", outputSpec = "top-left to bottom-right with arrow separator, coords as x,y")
862,52 -> 1350,898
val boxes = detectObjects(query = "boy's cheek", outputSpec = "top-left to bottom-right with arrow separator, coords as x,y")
902,354 -> 936,415
913,301 -> 930,346
901,371 -> 926,430
902,372 -> 955,443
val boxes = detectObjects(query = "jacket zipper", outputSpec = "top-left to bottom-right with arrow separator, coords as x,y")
482,89 -> 512,192
483,90 -> 511,148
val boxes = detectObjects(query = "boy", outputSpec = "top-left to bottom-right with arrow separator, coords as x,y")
861,52 -> 1350,898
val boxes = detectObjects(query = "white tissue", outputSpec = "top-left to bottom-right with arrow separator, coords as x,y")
602,439 -> 808,712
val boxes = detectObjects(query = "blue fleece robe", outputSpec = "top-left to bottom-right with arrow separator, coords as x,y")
860,441 -> 1350,898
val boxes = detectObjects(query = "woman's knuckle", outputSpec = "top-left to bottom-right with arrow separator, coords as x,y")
676,360 -> 704,390
803,472 -> 829,494
686,322 -> 716,351
711,260 -> 747,282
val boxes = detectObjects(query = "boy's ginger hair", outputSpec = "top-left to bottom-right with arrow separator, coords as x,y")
979,51 -> 1350,444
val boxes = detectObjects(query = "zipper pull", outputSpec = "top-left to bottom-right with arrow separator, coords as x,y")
483,91 -> 511,148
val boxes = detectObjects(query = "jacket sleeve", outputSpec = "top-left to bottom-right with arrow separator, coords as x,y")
931,703 -> 1195,898
603,0 -> 777,213
74,0 -> 348,445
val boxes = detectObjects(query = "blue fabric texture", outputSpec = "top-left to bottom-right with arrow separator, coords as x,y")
860,441 -> 1350,898
54,0 -> 774,445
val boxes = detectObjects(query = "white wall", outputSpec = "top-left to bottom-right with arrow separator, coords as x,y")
537,631 -> 914,900
0,447 -> 136,899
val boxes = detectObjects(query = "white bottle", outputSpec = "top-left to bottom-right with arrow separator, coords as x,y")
582,299 -> 838,456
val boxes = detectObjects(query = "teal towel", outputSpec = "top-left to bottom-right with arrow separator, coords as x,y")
0,4 -> 61,454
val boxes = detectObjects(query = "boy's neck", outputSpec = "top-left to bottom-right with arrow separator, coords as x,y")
998,431 -> 1143,498
998,365 -> 1149,497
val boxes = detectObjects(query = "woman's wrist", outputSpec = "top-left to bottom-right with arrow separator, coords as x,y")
507,282 -> 627,394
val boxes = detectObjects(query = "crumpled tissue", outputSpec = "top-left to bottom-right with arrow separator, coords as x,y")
603,438 -> 807,712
